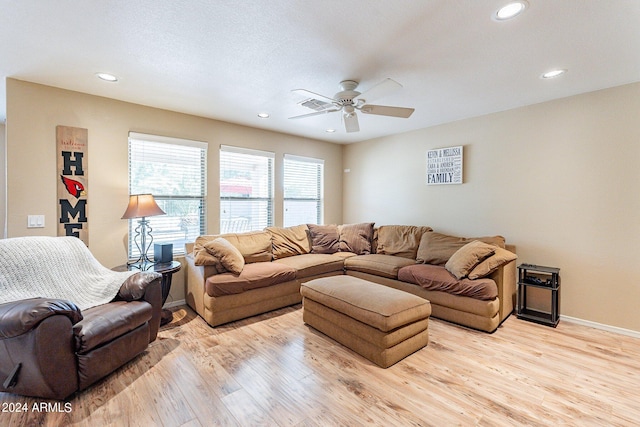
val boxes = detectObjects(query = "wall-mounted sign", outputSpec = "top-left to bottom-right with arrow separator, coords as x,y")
426,145 -> 463,185
57,125 -> 89,245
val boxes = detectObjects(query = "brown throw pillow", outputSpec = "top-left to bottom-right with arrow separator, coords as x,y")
193,246 -> 223,271
445,241 -> 496,280
204,237 -> 245,275
338,222 -> 374,255
307,224 -> 340,254
416,232 -> 505,265
468,247 -> 517,279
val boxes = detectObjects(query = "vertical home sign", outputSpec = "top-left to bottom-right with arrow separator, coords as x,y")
426,145 -> 463,185
57,125 -> 89,245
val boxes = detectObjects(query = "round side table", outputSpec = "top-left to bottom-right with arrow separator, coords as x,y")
114,261 -> 181,326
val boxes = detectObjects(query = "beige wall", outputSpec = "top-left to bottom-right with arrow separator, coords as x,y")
7,77 -> 640,332
344,82 -> 640,332
6,78 -> 343,304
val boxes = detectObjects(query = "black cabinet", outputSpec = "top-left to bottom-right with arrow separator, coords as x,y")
517,263 -> 560,327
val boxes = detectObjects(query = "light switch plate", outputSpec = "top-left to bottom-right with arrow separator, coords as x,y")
27,215 -> 45,228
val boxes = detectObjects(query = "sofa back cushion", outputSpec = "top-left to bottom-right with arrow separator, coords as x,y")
375,225 -> 433,259
338,222 -> 375,255
416,232 -> 505,265
266,224 -> 311,260
307,224 -> 340,254
194,230 -> 272,266
205,263 -> 297,297
224,231 -> 273,263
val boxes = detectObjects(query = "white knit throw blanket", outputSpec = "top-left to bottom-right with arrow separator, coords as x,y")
0,236 -> 136,311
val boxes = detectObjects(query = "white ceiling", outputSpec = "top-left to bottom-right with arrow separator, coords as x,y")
1,1 -> 639,144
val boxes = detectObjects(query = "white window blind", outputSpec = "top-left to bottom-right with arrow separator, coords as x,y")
283,154 -> 324,227
128,132 -> 207,258
220,145 -> 274,233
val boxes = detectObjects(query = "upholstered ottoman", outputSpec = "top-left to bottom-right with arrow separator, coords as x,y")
300,275 -> 431,368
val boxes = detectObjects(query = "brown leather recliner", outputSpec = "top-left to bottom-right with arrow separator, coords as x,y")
0,272 -> 162,400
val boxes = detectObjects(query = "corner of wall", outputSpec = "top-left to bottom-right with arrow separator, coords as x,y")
1,121 -> 6,238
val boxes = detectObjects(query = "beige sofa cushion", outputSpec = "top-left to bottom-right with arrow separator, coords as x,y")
193,244 -> 224,270
203,238 -> 245,275
398,264 -> 498,301
224,231 -> 273,263
416,232 -> 505,265
468,247 -> 517,279
267,225 -> 311,260
375,225 -> 433,259
445,241 -> 496,280
345,254 -> 415,279
194,231 -> 272,265
274,253 -> 344,278
338,222 -> 375,255
307,224 -> 340,254
205,262 -> 296,297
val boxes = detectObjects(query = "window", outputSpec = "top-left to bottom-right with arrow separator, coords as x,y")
283,154 -> 324,227
220,145 -> 274,233
128,132 -> 207,258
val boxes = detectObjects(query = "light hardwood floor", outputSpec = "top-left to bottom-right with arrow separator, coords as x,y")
2,304 -> 640,426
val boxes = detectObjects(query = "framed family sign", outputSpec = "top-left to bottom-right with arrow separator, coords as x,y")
426,145 -> 463,185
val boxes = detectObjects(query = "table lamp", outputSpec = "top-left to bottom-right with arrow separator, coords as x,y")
121,194 -> 165,265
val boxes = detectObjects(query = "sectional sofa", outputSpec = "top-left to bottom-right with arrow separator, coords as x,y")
185,223 -> 517,333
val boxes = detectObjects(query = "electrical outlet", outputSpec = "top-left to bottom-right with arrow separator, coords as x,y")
27,215 -> 45,228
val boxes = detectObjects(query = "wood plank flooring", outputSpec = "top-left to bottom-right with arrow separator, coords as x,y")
2,304 -> 640,426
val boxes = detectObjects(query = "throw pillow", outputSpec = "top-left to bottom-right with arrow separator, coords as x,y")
307,224 -> 340,254
468,247 -> 517,279
193,246 -> 223,270
416,232 -> 505,265
204,237 -> 245,275
445,241 -> 496,280
338,222 -> 375,255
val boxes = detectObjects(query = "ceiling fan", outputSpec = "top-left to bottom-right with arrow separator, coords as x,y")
289,78 -> 415,133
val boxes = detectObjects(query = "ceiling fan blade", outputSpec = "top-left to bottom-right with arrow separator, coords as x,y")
354,78 -> 402,102
344,113 -> 360,133
291,89 -> 336,104
359,104 -> 414,118
289,109 -> 340,120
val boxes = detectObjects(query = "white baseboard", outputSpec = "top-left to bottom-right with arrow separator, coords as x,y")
164,299 -> 186,309
561,315 -> 640,339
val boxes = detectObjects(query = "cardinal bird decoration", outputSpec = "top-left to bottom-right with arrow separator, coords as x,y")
60,175 -> 85,198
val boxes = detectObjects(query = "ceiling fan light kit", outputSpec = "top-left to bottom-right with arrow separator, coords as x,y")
289,78 -> 415,133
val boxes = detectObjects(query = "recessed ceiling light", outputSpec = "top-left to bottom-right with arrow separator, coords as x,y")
494,1 -> 528,21
257,113 -> 270,118
541,69 -> 567,79
325,129 -> 336,133
95,72 -> 118,82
